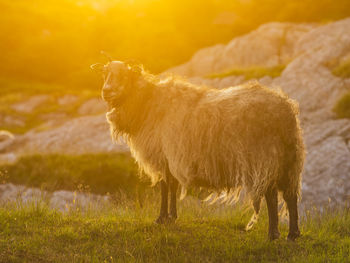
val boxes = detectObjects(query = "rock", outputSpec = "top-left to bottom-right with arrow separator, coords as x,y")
218,76 -> 246,89
0,130 -> 14,142
168,22 -> 314,77
1,115 -> 25,127
57,95 -> 79,106
11,95 -> 52,113
39,113 -> 68,129
0,183 -> 26,201
0,130 -> 15,154
7,114 -> 128,156
0,183 -> 110,212
49,190 -> 109,212
169,44 -> 226,77
258,76 -> 273,86
302,136 -> 350,206
273,18 -> 350,121
0,153 -> 17,164
304,119 -> 350,147
78,98 -> 107,115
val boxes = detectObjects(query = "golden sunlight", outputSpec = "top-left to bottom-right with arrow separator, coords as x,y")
1,0 -> 350,261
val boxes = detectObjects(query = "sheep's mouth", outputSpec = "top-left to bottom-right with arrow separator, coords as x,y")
101,95 -> 116,112
104,95 -> 127,112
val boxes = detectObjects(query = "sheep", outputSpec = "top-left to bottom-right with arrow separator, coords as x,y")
92,61 -> 305,241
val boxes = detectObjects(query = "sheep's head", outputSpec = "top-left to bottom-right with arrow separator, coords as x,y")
91,61 -> 143,112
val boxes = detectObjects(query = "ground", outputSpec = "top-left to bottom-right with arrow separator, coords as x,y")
0,197 -> 349,263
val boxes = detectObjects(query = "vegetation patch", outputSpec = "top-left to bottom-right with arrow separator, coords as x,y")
207,64 -> 286,80
333,92 -> 350,119
332,57 -> 350,78
0,154 -> 145,195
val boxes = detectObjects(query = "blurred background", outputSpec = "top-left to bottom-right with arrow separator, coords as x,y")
1,0 -> 350,89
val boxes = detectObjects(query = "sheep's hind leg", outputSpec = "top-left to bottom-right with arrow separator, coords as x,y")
283,192 -> 300,241
155,180 -> 169,224
245,198 -> 261,231
169,176 -> 179,223
265,186 -> 280,240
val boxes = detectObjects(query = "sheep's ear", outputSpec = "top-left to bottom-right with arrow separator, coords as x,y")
100,50 -> 113,62
90,63 -> 104,73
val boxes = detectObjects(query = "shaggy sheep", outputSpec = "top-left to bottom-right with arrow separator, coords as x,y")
92,61 -> 305,241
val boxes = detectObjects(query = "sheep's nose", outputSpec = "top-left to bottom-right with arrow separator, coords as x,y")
103,84 -> 112,91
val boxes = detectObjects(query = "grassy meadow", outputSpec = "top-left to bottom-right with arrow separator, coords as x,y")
1,196 -> 350,262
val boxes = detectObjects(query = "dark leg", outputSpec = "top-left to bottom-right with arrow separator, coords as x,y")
265,187 -> 280,240
283,193 -> 300,241
155,180 -> 169,224
169,176 -> 179,222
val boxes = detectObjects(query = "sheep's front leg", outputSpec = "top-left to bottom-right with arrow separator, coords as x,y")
155,180 -> 169,224
169,176 -> 178,222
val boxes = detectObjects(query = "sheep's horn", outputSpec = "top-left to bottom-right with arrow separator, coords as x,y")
100,51 -> 113,62
90,63 -> 104,72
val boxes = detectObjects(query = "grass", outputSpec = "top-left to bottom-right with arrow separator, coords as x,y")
332,58 -> 350,78
0,198 -> 349,262
0,154 -> 142,195
207,65 -> 286,80
333,92 -> 350,119
327,56 -> 350,118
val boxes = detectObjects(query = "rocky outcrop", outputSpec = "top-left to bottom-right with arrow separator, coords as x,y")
0,183 -> 109,212
0,115 -> 128,164
0,131 -> 15,164
11,95 -> 52,113
168,23 -> 314,77
78,98 -> 106,115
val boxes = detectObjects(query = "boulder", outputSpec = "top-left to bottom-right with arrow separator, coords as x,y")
0,183 -> 109,212
4,115 -> 128,156
168,22 -> 314,77
78,98 -> 106,115
57,95 -> 79,106
11,95 -> 52,113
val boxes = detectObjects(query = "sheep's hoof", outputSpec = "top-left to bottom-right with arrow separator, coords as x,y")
287,231 -> 301,241
268,231 -> 280,241
155,215 -> 170,224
